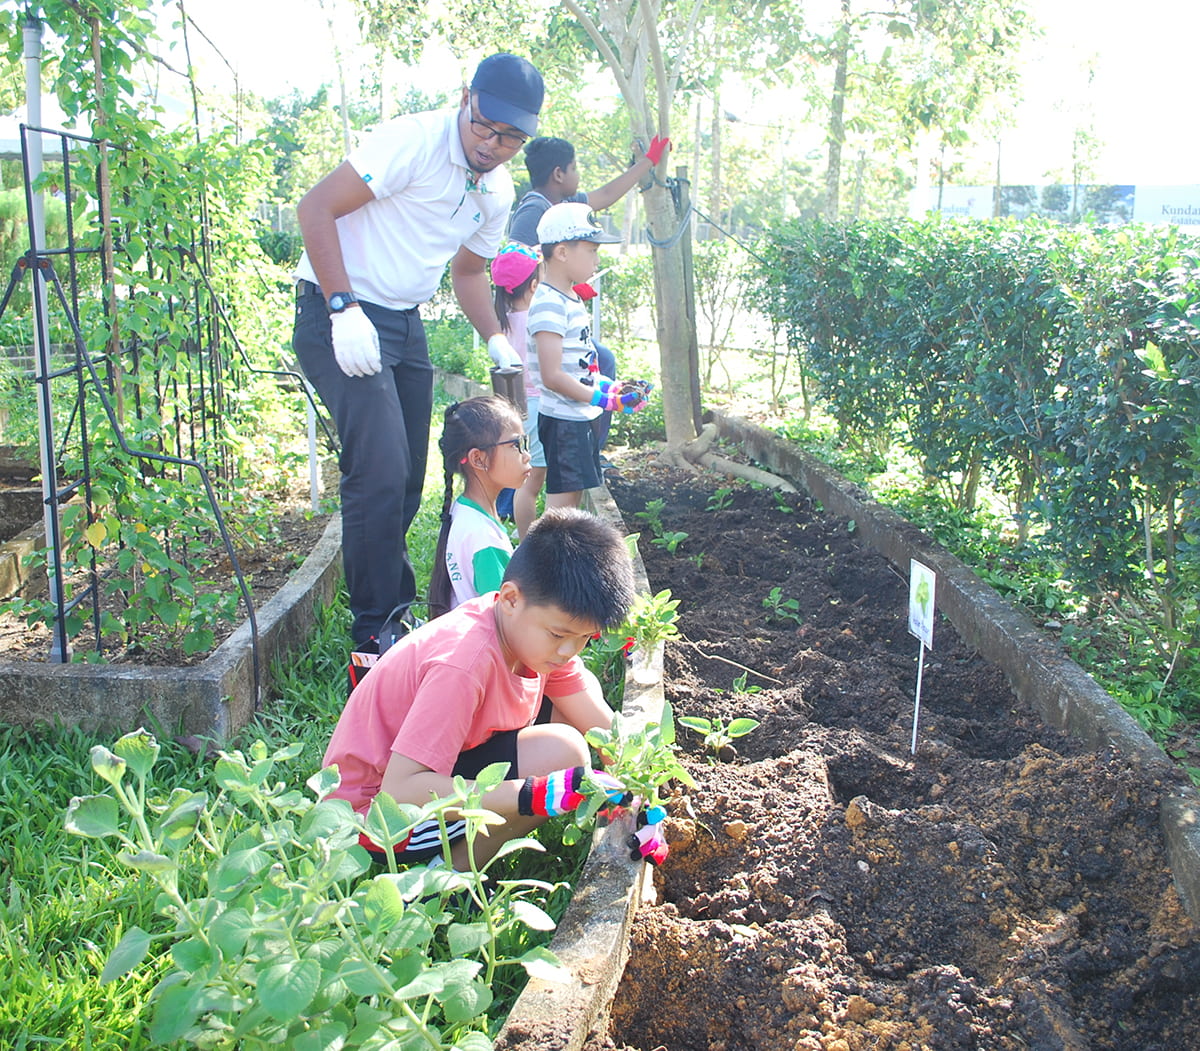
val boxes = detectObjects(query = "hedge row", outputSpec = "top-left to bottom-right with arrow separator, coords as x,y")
754,216 -> 1200,653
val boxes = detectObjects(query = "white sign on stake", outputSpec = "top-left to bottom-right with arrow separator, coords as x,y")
907,559 -> 937,755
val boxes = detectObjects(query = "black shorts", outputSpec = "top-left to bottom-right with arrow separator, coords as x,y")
362,729 -> 521,864
539,414 -> 604,494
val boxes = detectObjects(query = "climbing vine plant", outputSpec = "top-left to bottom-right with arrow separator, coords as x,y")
1,1 -> 311,658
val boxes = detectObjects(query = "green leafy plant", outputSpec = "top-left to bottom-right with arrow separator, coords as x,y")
6,461 -> 251,658
728,671 -> 762,697
1122,684 -> 1181,744
0,3 -> 324,665
706,487 -> 734,512
633,499 -> 666,538
651,530 -> 689,555
687,552 -> 706,569
426,317 -> 487,383
565,705 -> 696,848
771,491 -> 795,515
582,628 -> 636,695
64,729 -> 569,1049
762,586 -> 803,625
677,714 -> 761,759
623,588 -> 681,657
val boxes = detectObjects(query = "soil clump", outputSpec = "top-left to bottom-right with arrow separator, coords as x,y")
589,450 -> 1200,1051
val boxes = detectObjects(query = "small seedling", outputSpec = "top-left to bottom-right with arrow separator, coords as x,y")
729,670 -> 761,697
687,552 -> 706,569
573,704 -> 697,845
678,714 -> 761,759
771,491 -> 795,514
763,586 -> 803,625
706,487 -> 734,512
651,530 -> 689,555
634,499 -> 666,537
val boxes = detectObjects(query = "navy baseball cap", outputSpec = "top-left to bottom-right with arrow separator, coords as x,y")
471,54 -> 544,138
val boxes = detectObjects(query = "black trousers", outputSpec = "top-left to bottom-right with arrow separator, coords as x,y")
292,288 -> 433,644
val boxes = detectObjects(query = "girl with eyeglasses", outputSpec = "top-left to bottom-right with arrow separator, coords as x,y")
429,396 -> 532,618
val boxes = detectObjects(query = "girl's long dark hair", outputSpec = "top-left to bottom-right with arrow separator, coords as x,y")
428,396 -> 523,619
493,269 -> 538,335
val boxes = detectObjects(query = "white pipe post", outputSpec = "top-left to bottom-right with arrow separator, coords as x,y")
591,272 -> 602,344
910,641 -> 926,755
24,13 -> 68,662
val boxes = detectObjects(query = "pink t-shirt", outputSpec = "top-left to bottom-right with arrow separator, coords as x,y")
323,592 -> 589,813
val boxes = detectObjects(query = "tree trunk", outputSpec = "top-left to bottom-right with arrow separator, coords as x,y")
644,181 -> 698,463
824,0 -> 851,220
850,148 -> 866,220
676,167 -> 702,431
692,95 -> 702,232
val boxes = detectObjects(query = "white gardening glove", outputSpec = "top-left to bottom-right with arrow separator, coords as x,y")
487,333 -> 522,369
330,307 -> 382,377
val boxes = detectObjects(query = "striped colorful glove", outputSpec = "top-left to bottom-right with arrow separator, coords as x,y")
627,804 -> 669,865
589,377 -> 652,414
518,767 -> 630,817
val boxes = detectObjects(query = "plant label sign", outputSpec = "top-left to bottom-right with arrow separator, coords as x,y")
907,559 -> 936,755
908,560 -> 936,651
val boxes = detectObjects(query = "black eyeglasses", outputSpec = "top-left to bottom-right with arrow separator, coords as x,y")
467,100 -> 528,150
482,434 -> 530,454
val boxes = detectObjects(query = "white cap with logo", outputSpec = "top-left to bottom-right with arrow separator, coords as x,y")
536,202 -> 623,245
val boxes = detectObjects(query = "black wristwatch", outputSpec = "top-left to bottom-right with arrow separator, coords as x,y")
327,292 -> 358,313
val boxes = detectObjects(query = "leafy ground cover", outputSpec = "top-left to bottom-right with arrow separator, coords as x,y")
589,450 -> 1200,1051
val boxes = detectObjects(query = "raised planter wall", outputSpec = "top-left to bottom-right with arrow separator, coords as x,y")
0,516 -> 44,601
0,514 -> 344,738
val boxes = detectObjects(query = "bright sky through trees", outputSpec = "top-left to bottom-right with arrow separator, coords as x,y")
168,0 -> 1197,186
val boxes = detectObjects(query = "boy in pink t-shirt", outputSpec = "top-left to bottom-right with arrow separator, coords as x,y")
323,507 -> 634,867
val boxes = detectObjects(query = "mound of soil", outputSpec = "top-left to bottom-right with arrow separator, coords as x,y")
592,452 -> 1200,1051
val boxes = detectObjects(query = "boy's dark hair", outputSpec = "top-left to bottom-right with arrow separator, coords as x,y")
429,396 -> 524,619
503,508 -> 634,628
523,136 -> 575,189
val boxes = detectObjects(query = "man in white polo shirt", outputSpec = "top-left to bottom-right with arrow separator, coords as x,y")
292,54 -> 542,672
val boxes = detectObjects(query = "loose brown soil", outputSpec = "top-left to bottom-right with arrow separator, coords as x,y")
591,451 -> 1200,1051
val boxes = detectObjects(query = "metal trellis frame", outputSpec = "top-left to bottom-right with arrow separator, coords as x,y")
2,120 -> 336,700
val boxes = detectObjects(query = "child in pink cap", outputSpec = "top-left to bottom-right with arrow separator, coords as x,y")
490,242 -> 545,536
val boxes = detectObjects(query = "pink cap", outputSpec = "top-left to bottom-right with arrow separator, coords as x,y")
491,242 -> 541,293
